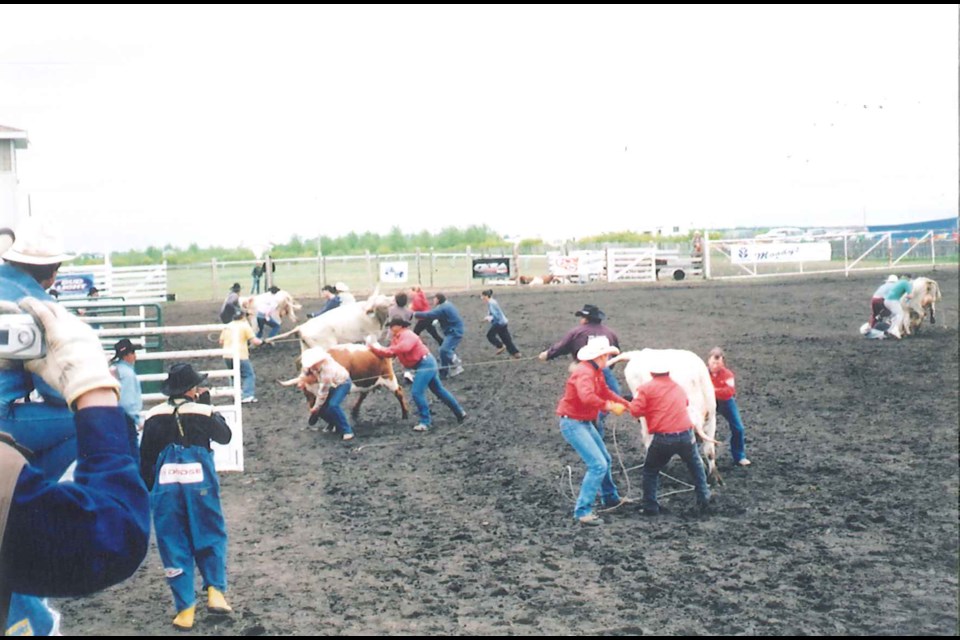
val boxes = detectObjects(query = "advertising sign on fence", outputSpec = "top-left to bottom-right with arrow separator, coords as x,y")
379,261 -> 409,283
548,251 -> 606,279
53,273 -> 95,296
731,242 -> 832,264
472,258 -> 510,279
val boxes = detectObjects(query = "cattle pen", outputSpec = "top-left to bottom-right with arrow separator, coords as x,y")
58,267 -> 958,636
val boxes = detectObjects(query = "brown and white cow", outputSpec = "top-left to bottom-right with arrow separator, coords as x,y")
608,348 -> 722,485
519,274 -> 559,285
279,343 -> 409,425
900,276 -> 942,336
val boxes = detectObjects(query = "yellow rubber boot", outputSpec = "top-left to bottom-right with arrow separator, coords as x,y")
207,587 -> 233,614
172,606 -> 195,631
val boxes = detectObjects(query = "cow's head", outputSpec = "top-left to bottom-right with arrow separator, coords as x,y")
362,294 -> 393,327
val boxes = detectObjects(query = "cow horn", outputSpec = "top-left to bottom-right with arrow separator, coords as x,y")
277,376 -> 301,387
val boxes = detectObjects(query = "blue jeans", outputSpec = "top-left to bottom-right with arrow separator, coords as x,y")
642,430 -> 711,513
438,333 -> 463,377
224,359 -> 256,398
256,314 -> 280,339
319,381 -> 353,435
411,354 -> 464,426
560,417 -> 621,519
717,398 -> 747,463
595,366 -> 622,437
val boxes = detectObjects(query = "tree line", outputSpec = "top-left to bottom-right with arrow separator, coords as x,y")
75,225 -> 706,267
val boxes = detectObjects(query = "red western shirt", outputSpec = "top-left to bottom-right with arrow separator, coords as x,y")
628,375 -> 693,434
368,329 -> 429,369
556,361 -> 628,422
710,366 -> 736,401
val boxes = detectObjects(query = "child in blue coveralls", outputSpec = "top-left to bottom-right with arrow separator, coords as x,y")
140,363 -> 234,630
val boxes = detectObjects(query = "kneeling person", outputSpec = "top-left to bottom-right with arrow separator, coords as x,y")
299,347 -> 355,441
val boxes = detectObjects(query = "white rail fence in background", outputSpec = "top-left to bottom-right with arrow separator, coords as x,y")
97,323 -> 245,472
58,259 -> 168,302
704,232 -> 956,280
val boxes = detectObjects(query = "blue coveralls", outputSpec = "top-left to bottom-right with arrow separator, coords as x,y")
141,400 -> 232,613
152,443 -> 228,612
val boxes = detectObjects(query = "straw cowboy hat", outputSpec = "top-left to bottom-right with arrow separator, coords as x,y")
2,217 -> 75,265
577,336 -> 620,361
300,347 -> 331,370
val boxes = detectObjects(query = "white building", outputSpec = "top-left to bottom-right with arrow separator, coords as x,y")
0,125 -> 29,228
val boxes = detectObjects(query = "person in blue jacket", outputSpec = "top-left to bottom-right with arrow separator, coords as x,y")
481,289 -> 521,358
0,217 -> 79,480
0,296 -> 150,633
413,292 -> 465,379
139,363 -> 234,631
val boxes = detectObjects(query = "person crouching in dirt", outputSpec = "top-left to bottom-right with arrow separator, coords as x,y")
139,363 -> 234,631
367,318 -> 466,432
556,336 -> 630,526
628,353 -> 712,517
297,347 -> 355,441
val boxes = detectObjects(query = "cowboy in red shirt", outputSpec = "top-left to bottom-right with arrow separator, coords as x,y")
629,353 -> 712,516
556,337 -> 630,526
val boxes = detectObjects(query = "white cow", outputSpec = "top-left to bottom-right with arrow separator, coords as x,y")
268,293 -> 393,350
608,348 -> 722,485
242,290 -> 302,330
900,276 -> 942,336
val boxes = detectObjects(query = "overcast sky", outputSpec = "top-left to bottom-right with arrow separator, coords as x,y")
1,4 -> 957,252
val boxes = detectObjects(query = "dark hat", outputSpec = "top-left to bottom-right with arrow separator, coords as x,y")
161,363 -> 209,397
386,317 -> 411,328
574,304 -> 606,322
112,338 -> 136,362
231,282 -> 242,292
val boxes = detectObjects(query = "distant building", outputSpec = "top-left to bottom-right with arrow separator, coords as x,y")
0,124 -> 29,228
867,217 -> 958,240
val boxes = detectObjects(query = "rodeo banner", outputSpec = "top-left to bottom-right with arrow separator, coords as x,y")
472,258 -> 510,279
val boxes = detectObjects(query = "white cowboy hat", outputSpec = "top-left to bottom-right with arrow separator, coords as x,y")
886,274 -> 898,283
646,350 -> 672,375
334,282 -> 350,292
2,217 -> 75,265
301,347 -> 330,370
577,336 -> 620,361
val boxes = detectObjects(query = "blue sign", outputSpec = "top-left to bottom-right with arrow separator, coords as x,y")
53,274 -> 95,295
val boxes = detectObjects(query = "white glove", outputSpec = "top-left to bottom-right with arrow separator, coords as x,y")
18,297 -> 120,409
364,334 -> 377,347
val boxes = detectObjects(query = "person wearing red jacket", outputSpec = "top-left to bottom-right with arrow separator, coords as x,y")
409,286 -> 444,346
707,347 -> 751,467
556,337 -> 630,526
367,318 -> 465,432
629,352 -> 712,516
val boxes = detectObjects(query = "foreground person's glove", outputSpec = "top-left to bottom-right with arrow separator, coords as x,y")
19,297 -> 120,409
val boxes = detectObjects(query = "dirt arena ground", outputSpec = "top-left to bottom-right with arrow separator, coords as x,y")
59,268 -> 958,635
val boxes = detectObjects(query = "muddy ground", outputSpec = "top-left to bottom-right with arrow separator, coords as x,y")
59,268 -> 958,635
